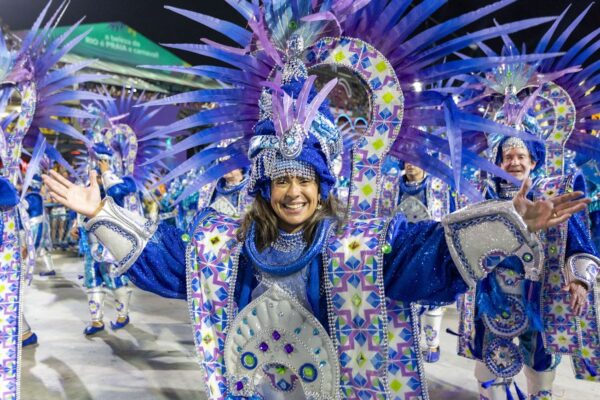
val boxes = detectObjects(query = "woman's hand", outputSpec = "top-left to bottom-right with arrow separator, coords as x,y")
42,170 -> 102,218
513,179 -> 590,232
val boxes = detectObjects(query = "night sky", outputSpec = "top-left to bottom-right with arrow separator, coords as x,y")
0,1 -> 597,66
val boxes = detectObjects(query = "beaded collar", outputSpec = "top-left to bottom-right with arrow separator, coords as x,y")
244,218 -> 333,277
271,229 -> 307,253
498,181 -> 520,200
214,176 -> 248,195
399,175 -> 428,196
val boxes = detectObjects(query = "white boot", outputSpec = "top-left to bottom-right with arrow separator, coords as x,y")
423,306 -> 443,362
38,248 -> 56,276
475,361 -> 509,400
84,288 -> 106,335
524,365 -> 555,400
111,286 -> 132,330
22,314 -> 38,346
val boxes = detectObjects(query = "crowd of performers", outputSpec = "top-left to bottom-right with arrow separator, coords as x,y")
3,1 -> 600,400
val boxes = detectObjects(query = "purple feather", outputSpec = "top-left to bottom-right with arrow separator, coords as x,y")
141,122 -> 252,165
175,157 -> 250,205
303,78 -> 337,130
165,5 -> 252,47
21,134 -> 46,198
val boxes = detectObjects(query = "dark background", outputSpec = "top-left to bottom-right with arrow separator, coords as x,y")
0,0 -> 598,66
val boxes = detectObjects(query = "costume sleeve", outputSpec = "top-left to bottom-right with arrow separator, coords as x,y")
564,214 -> 600,290
126,222 -> 188,299
24,193 -> 43,217
105,175 -> 137,208
84,197 -> 187,299
383,213 -> 468,305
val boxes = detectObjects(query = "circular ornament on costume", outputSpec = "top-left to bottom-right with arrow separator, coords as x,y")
382,243 -> 392,254
241,352 -> 258,370
484,337 -> 523,378
482,294 -> 529,338
398,196 -> 430,222
299,363 -> 318,383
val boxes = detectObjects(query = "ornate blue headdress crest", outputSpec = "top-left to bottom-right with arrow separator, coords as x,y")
248,35 -> 341,201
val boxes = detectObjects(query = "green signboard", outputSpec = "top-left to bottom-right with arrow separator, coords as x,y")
49,22 -> 188,67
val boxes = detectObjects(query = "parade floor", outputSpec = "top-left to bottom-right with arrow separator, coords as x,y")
21,252 -> 600,399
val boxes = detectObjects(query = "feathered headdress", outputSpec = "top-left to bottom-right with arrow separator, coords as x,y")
139,1 -> 564,208
460,4 -> 600,178
80,87 -> 170,190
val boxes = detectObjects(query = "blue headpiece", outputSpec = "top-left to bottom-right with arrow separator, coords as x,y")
29,174 -> 43,191
92,142 -> 113,160
247,35 -> 342,201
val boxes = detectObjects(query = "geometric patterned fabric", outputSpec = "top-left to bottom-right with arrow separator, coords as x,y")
186,211 -> 429,398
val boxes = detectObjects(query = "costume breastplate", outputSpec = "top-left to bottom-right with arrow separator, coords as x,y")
187,211 -> 427,399
398,195 -> 430,222
210,194 -> 239,217
225,285 -> 340,400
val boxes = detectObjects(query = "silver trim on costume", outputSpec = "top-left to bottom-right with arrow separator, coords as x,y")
84,197 -> 156,275
101,170 -> 123,190
224,285 -> 341,400
28,215 -> 44,226
442,200 -> 544,287
565,254 -> 600,290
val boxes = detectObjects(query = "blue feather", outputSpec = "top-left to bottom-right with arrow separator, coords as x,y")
175,157 -> 250,205
394,0 -> 517,61
141,122 -> 252,165
144,106 -> 257,139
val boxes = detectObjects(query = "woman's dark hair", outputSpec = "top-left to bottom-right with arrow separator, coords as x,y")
238,191 -> 341,251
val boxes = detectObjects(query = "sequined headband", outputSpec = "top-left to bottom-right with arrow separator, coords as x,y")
501,137 -> 528,153
248,148 -> 316,192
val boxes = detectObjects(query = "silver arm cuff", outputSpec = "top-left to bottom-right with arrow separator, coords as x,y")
565,254 -> 599,290
442,200 -> 544,287
84,197 -> 157,275
101,171 -> 123,190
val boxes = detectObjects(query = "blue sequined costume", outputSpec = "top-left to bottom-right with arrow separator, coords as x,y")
82,171 -> 134,332
24,183 -> 55,275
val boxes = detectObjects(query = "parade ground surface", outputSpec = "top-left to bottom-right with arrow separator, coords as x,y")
21,252 -> 600,399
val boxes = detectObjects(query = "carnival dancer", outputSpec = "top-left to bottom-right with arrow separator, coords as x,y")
79,145 -> 135,335
461,132 -> 598,400
397,162 -> 454,363
208,168 -> 250,217
0,1 -> 115,395
23,174 -> 56,276
448,3 -> 600,394
42,2 -> 600,398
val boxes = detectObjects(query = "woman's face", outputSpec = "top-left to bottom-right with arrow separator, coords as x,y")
270,175 -> 319,233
